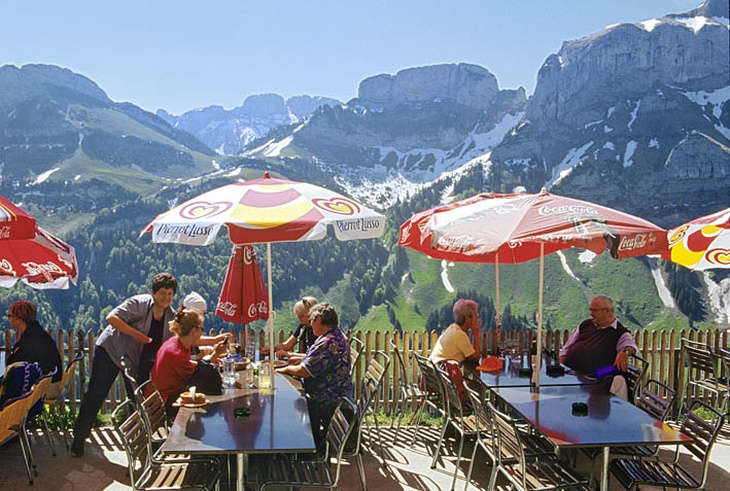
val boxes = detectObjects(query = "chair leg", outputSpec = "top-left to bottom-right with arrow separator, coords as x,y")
18,424 -> 35,483
450,433 -> 466,491
463,437 -> 480,491
356,453 -> 367,490
409,400 -> 427,446
431,418 -> 450,469
40,411 -> 57,457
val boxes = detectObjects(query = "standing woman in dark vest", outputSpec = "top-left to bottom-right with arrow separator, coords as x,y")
559,294 -> 638,400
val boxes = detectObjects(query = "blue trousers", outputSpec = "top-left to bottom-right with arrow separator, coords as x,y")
72,346 -> 135,447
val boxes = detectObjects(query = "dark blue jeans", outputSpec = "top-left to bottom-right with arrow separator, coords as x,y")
72,346 -> 135,447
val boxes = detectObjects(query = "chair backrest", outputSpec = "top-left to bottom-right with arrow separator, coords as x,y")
487,400 -> 525,470
413,352 -> 442,401
28,367 -> 57,417
635,378 -> 676,421
435,361 -> 464,419
358,351 -> 390,412
61,350 -> 84,388
0,389 -> 34,435
718,347 -> 730,384
465,386 -> 495,456
625,353 -> 650,402
682,338 -> 718,379
677,400 -> 726,489
134,380 -> 169,452
389,339 -> 408,386
119,354 -> 140,397
349,336 -> 364,376
112,399 -> 150,487
324,397 -> 359,485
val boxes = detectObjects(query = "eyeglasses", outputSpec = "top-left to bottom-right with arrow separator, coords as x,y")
589,307 -> 608,312
7,313 -> 16,318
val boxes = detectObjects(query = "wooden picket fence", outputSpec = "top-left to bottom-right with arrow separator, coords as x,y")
2,326 -> 729,418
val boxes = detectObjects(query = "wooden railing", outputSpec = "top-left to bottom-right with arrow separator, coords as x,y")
2,326 -> 729,417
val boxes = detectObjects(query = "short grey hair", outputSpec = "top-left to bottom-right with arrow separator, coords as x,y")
453,299 -> 478,325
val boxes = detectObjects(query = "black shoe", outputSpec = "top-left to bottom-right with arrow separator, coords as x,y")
70,441 -> 84,457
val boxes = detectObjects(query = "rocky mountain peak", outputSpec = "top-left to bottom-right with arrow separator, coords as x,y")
682,0 -> 730,19
353,63 -> 499,110
0,63 -> 111,108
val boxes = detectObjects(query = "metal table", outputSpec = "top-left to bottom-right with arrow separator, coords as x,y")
161,373 -> 315,491
494,384 -> 692,491
467,354 -> 595,388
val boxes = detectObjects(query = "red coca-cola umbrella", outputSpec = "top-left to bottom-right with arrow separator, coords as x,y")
216,244 -> 269,324
0,195 -> 37,240
0,196 -> 78,289
398,189 -> 667,385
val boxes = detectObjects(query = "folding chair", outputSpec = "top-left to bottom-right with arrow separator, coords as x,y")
609,400 -> 725,491
254,397 -> 359,490
44,350 -> 84,450
111,399 -> 220,491
389,339 -> 426,445
489,400 -> 591,491
0,389 -> 36,484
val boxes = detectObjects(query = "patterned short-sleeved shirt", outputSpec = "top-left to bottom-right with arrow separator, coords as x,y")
301,327 -> 352,403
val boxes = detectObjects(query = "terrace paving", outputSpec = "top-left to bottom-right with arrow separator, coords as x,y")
1,424 -> 729,490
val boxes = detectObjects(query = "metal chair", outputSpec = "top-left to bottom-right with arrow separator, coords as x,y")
348,350 -> 390,489
134,380 -> 170,457
44,349 -> 83,450
433,361 -> 479,491
625,353 -> 650,403
254,397 -> 359,490
389,339 -> 426,445
489,400 -> 591,491
584,378 -> 678,480
349,336 -> 364,377
718,347 -> 730,414
609,400 -> 725,491
411,352 -> 446,446
111,399 -> 220,491
463,385 -> 497,491
0,389 -> 36,484
680,338 -> 729,414
120,354 -> 140,400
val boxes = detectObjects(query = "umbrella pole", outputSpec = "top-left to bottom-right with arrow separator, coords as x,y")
495,253 -> 500,355
267,242 -> 275,389
535,243 -> 544,389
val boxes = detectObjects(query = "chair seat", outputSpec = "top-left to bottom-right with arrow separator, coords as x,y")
253,454 -> 335,488
609,458 -> 700,489
501,459 -> 591,490
136,460 -> 221,491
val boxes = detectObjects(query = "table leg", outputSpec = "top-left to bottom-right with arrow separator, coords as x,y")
237,453 -> 249,491
601,446 -> 609,491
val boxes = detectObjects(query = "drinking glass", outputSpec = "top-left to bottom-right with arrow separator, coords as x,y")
223,357 -> 236,387
259,361 -> 272,389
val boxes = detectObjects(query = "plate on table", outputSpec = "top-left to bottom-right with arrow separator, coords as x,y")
173,392 -> 208,408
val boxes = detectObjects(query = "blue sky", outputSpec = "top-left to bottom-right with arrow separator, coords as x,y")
2,0 -> 701,115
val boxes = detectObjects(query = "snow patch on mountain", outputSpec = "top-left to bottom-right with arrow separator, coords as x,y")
333,113 -> 520,209
546,141 -> 593,188
704,273 -> 730,324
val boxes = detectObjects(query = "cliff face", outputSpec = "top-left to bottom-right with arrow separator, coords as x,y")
489,0 -> 730,225
354,63 -> 499,110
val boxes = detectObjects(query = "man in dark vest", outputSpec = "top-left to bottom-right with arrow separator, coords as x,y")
559,295 -> 638,400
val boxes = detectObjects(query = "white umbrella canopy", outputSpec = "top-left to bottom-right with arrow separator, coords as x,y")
142,172 -> 386,386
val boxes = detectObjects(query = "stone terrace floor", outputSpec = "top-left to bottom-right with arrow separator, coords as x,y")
1,423 -> 729,490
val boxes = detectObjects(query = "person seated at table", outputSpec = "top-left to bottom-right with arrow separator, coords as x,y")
151,308 -> 227,418
275,302 -> 352,454
181,291 -> 233,358
2,301 -> 63,402
428,298 -> 482,400
559,294 -> 638,400
261,296 -> 318,363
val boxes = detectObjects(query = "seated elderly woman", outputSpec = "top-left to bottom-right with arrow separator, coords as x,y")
151,308 -> 227,416
1,301 -> 63,406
